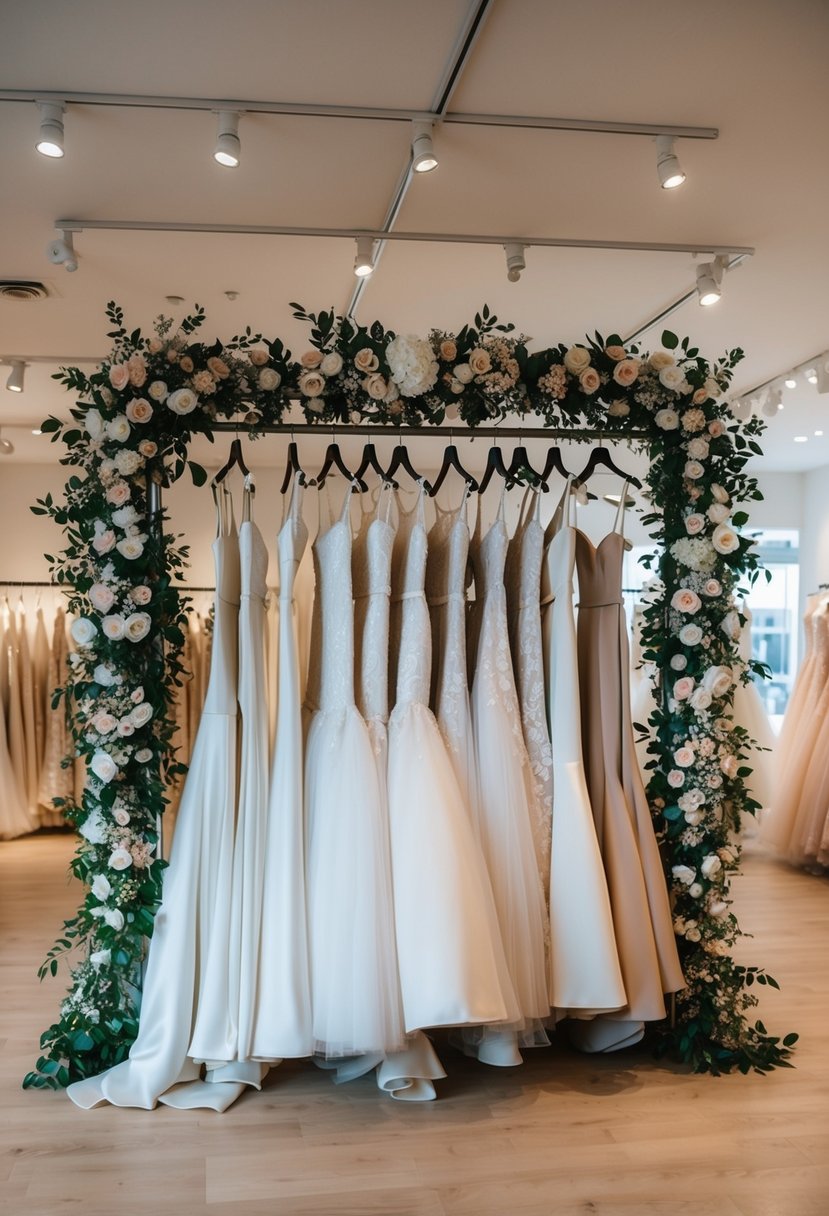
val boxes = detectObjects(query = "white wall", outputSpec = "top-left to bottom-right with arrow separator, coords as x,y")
800,464 -> 829,604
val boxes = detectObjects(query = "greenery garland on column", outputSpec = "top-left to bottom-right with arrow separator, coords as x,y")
23,302 -> 796,1089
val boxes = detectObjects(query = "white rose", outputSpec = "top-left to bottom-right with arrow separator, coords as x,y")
710,900 -> 728,918
111,505 -> 139,529
71,617 -> 98,646
684,809 -> 705,827
258,368 -> 281,391
117,718 -> 135,737
124,612 -> 151,642
720,610 -> 742,640
701,854 -> 722,879
687,437 -> 710,460
684,461 -> 705,480
91,874 -> 112,900
711,483 -> 730,504
655,408 -> 680,430
148,380 -> 168,402
94,664 -> 115,686
659,365 -> 687,392
130,701 -> 153,727
108,847 -> 133,871
113,807 -> 130,827
90,751 -> 118,784
670,654 -> 687,671
712,523 -> 740,554
453,362 -> 473,384
563,345 -> 591,375
298,370 -> 325,398
89,583 -> 116,614
105,415 -> 131,442
85,408 -> 105,439
671,588 -> 702,614
685,513 -> 705,535
101,614 -> 126,640
90,949 -> 111,968
320,351 -> 343,377
689,882 -> 704,898
103,908 -> 125,931
707,503 -> 730,524
299,349 -> 323,369
114,449 -> 143,476
167,387 -> 199,415
672,865 -> 696,886
679,623 -> 703,646
702,665 -> 733,697
468,347 -> 492,376
135,747 -> 153,763
649,351 -> 675,371
117,536 -> 145,560
689,686 -> 712,711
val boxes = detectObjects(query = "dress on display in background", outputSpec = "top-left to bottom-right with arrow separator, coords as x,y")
37,609 -> 74,821
0,606 -> 34,838
731,603 -> 776,814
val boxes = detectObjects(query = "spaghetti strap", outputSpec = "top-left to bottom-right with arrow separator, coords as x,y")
496,481 -> 508,523
545,474 -> 574,542
340,479 -> 357,523
612,480 -> 630,537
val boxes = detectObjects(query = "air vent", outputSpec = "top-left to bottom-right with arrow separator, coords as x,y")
0,280 -> 50,301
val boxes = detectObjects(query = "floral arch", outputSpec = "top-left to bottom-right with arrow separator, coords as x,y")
23,301 -> 796,1089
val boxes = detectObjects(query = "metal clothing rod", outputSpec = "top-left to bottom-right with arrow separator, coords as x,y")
208,423 -> 650,440
0,580 -> 63,587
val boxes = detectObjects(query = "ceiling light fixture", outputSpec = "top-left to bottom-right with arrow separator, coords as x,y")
762,387 -> 783,417
504,242 -> 526,282
794,435 -> 808,443
353,236 -> 376,278
806,368 -> 818,384
696,255 -> 726,306
0,428 -> 14,455
411,121 -> 438,173
46,229 -> 78,272
655,134 -> 685,189
5,360 -> 26,393
31,428 -> 42,435
35,99 -> 65,158
785,376 -> 797,389
213,111 -> 241,168
815,430 -> 824,437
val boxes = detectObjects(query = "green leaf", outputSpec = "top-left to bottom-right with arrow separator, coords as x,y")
71,1030 -> 94,1051
661,330 -> 679,350
188,462 -> 208,488
731,510 -> 749,527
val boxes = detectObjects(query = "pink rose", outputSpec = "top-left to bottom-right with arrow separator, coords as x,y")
354,348 -> 379,373
138,439 -> 158,458
605,345 -> 626,361
126,397 -> 153,424
92,712 -> 117,735
579,368 -> 601,394
692,387 -> 709,405
612,358 -> 639,387
179,356 -> 194,374
109,364 -> 129,391
439,340 -> 457,362
674,746 -> 696,768
206,356 -> 230,380
671,588 -> 702,614
128,354 -> 147,388
685,513 -> 705,535
249,348 -> 269,366
720,754 -> 739,778
89,583 -> 116,613
667,769 -> 686,789
708,419 -> 725,438
684,460 -> 705,480
300,349 -> 323,369
468,348 -> 492,376
363,373 -> 388,400
702,578 -> 721,597
711,483 -> 730,504
92,529 -> 116,555
105,482 -> 131,506
673,676 -> 695,700
117,718 -> 135,737
130,585 -> 152,606
148,339 -> 163,355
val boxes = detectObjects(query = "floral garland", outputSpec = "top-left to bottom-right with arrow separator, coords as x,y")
23,302 -> 796,1090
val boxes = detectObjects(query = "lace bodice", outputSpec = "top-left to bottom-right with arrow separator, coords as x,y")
391,485 -> 431,710
353,486 -> 396,723
202,488 -> 240,716
314,484 -> 357,713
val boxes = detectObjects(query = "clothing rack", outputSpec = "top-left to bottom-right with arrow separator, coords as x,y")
207,423 -> 650,440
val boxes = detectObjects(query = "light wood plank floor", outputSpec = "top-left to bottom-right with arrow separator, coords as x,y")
1,832 -> 827,1216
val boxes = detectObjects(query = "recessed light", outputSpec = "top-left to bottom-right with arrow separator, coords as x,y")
815,430 -> 824,437
794,435 -> 808,443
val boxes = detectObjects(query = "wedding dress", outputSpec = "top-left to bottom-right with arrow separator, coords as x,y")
349,482 -> 445,1100
3,606 -> 29,813
468,488 -> 550,1049
37,609 -> 74,819
0,612 -> 33,838
731,604 -> 776,813
17,604 -> 40,817
572,489 -> 685,1052
69,485 -> 250,1112
252,478 -> 313,1061
304,480 -> 404,1057
540,481 -> 626,1016
506,486 -> 553,900
387,483 -> 521,1044
426,485 -> 481,831
33,605 -> 50,785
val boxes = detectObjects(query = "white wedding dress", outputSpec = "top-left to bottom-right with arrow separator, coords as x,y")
0,610 -> 33,838
387,483 -> 521,1043
468,489 -> 550,1053
304,481 -> 404,1058
540,481 -> 626,1016
69,485 -> 249,1112
251,478 -> 313,1061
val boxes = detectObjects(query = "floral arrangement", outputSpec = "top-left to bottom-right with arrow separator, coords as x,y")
23,302 -> 796,1090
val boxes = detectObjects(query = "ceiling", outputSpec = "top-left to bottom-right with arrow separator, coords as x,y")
1,0 -> 828,471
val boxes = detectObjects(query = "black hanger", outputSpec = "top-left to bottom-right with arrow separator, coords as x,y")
314,441 -> 367,491
213,437 -> 250,484
576,446 -> 641,489
508,445 -> 544,488
353,441 -> 389,486
279,440 -> 307,495
429,444 -> 478,498
386,441 -> 429,493
538,445 -> 572,489
477,444 -> 511,494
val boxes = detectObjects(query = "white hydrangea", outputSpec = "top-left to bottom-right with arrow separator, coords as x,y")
386,334 -> 439,398
670,536 -> 717,572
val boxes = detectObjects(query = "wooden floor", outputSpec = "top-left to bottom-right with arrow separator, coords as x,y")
1,834 -> 827,1216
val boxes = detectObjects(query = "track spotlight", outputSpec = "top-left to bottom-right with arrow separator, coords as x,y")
696,255 -> 726,306
655,134 -> 685,190
762,387 -> 783,417
785,376 -> 797,389
806,368 -> 818,385
5,360 -> 26,393
411,121 -> 438,173
36,100 -> 65,158
353,236 -> 375,278
46,229 -> 78,272
0,428 -> 14,456
213,111 -> 241,168
817,360 -> 829,394
504,242 -> 526,283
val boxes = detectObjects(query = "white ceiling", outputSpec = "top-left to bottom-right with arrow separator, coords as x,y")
1,0 -> 828,471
